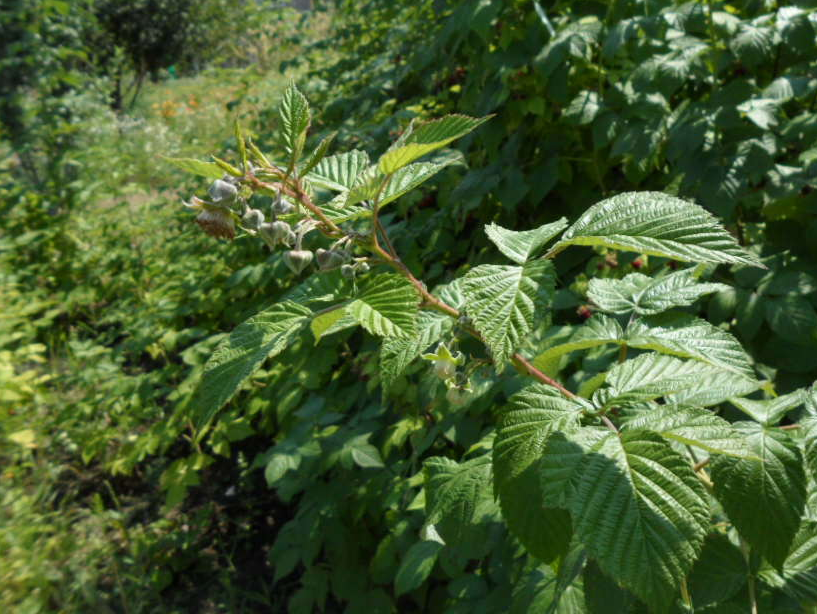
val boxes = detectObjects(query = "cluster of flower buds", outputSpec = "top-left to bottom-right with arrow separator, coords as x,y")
186,180 -> 368,280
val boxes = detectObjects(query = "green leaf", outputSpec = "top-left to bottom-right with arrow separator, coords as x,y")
211,155 -> 243,177
626,313 -> 756,378
484,218 -> 568,264
279,83 -> 311,161
347,159 -> 461,209
378,114 -> 490,174
307,150 -> 370,192
688,534 -> 748,609
162,156 -> 225,179
349,441 -> 385,469
234,120 -> 247,172
493,384 -> 585,562
311,305 -> 354,343
728,389 -> 805,426
567,430 -> 710,611
380,311 -> 453,390
300,131 -> 337,178
191,301 -> 312,430
765,295 -> 817,345
348,274 -> 418,338
711,422 -> 806,567
395,540 -> 442,596
563,90 -> 601,125
801,417 -> 817,481
423,455 -> 499,555
621,405 -> 754,458
602,353 -> 741,408
588,268 -> 731,315
533,315 -> 624,372
548,192 -> 764,267
758,521 -> 817,604
583,558 -> 639,613
462,260 -> 556,370
512,551 -> 586,614
540,427 -> 610,508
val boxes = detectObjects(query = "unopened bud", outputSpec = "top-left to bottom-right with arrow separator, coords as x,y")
241,208 -> 265,231
316,248 -> 346,271
283,249 -> 314,274
208,179 -> 238,204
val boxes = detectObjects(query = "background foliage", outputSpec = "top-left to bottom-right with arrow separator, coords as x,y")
2,0 -> 817,612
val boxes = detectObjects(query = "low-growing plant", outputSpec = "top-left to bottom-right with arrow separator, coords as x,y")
169,84 -> 817,612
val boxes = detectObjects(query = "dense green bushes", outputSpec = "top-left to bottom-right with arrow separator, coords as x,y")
3,0 -> 817,612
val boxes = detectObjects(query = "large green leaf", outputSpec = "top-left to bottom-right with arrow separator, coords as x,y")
587,268 -> 730,315
484,218 -> 568,264
621,404 -> 754,458
279,83 -> 311,159
567,430 -> 710,611
493,384 -> 585,562
601,353 -> 741,408
378,114 -> 490,174
626,313 -> 755,378
548,192 -> 764,267
191,301 -> 312,429
307,150 -> 370,191
711,422 -> 806,567
758,521 -> 817,604
462,260 -> 556,370
348,274 -> 418,338
423,455 -> 499,558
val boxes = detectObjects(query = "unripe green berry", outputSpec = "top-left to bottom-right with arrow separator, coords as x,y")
283,249 -> 314,274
